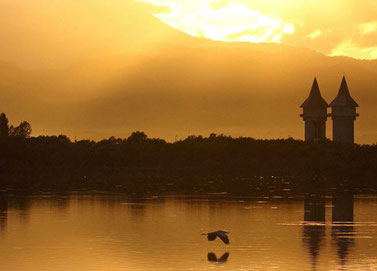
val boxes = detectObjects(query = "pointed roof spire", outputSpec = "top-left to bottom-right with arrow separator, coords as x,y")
301,78 -> 329,108
330,77 -> 359,107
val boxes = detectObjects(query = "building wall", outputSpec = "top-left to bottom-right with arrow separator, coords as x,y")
303,107 -> 328,118
305,120 -> 326,141
332,107 -> 356,117
333,118 -> 354,143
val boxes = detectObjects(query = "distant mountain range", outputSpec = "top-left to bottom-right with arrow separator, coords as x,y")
1,42 -> 377,144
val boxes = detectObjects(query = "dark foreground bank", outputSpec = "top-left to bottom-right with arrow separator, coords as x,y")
1,133 -> 377,194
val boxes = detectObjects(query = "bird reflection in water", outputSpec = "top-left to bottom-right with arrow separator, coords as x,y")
207,252 -> 230,263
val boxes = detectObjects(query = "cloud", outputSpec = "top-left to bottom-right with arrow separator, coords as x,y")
307,30 -> 322,40
330,40 -> 377,60
137,0 -> 377,60
360,22 -> 377,35
137,0 -> 295,43
329,21 -> 377,59
136,1 -> 171,14
209,0 -> 232,10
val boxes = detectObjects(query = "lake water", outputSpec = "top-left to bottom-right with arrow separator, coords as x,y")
0,194 -> 377,271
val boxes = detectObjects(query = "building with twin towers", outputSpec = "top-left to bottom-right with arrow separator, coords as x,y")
300,77 -> 359,143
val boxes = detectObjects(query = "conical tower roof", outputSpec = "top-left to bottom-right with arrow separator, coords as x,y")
330,77 -> 359,107
300,78 -> 329,108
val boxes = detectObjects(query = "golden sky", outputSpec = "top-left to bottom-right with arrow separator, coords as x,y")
0,0 -> 377,68
139,0 -> 377,60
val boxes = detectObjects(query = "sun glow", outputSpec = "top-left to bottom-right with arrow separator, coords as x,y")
138,0 -> 295,43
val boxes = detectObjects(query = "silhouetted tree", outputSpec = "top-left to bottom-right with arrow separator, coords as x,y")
1,128 -> 377,193
57,134 -> 70,143
108,136 -> 122,145
127,131 -> 148,143
9,121 -> 32,138
0,113 -> 9,137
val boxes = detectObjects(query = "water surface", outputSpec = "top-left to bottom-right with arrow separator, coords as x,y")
0,194 -> 377,271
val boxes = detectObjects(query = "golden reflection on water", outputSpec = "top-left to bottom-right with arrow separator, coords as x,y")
0,195 -> 377,271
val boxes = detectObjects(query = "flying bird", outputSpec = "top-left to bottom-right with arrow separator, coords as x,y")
202,230 -> 230,244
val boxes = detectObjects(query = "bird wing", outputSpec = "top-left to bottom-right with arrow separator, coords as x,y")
217,232 -> 230,244
207,232 -> 217,241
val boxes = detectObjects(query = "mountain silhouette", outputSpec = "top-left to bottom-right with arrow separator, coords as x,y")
1,45 -> 376,143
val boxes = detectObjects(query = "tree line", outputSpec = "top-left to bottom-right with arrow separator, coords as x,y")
1,113 -> 377,194
0,113 -> 31,138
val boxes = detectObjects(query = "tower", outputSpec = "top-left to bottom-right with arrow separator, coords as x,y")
329,77 -> 359,143
300,78 -> 329,142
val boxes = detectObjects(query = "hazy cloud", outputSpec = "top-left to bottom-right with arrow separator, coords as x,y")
139,0 -> 377,60
1,0 -> 377,66
360,22 -> 377,35
139,0 -> 295,43
307,30 -> 322,40
330,40 -> 377,60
